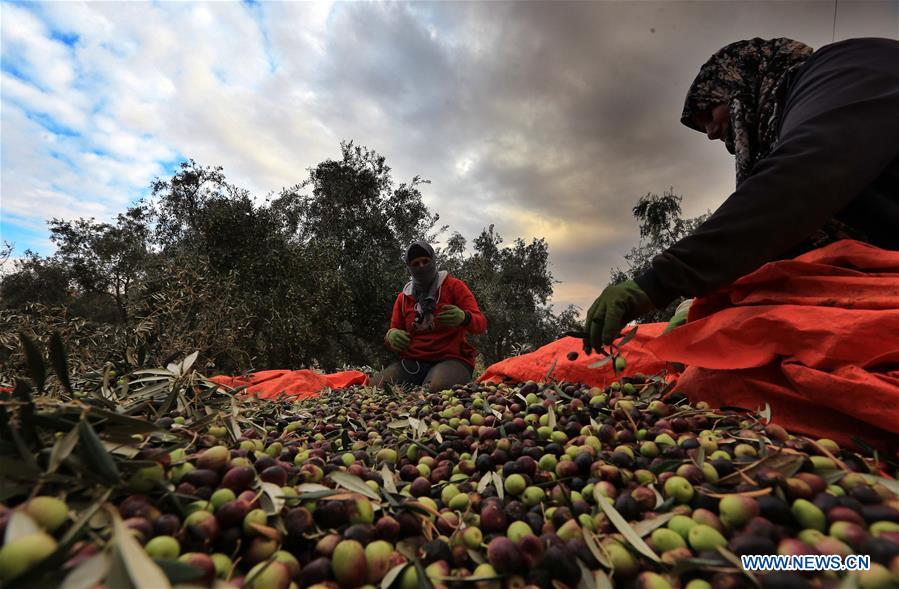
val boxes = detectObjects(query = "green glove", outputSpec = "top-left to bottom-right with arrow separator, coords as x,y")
663,298 -> 694,333
386,328 -> 411,352
436,304 -> 466,327
584,279 -> 654,353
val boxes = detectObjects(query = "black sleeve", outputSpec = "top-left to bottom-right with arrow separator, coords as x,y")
636,39 -> 899,308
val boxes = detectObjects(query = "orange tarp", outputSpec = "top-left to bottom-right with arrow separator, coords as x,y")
645,240 -> 899,451
479,322 -> 670,386
208,369 -> 368,400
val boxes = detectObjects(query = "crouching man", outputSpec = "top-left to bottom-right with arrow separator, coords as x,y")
372,240 -> 487,392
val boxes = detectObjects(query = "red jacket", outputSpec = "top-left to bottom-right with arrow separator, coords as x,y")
388,274 -> 487,368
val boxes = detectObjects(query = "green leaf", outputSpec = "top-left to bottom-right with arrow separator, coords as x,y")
82,407 -> 163,434
631,512 -> 676,537
59,489 -> 112,548
48,427 -> 81,474
0,484 -> 33,502
817,468 -> 846,485
716,546 -> 762,588
49,332 -> 73,394
582,528 -> 611,569
588,356 -> 613,369
329,470 -> 380,501
381,563 -> 409,589
649,459 -> 684,475
576,559 -> 596,589
153,559 -> 205,584
295,483 -> 332,494
0,457 -> 41,478
4,511 -> 40,545
491,471 -> 504,500
477,473 -> 492,494
413,557 -> 436,589
110,507 -> 171,589
381,464 -> 398,495
544,358 -> 558,381
60,551 -> 111,589
717,451 -> 804,486
861,473 -> 899,495
8,424 -> 39,471
593,491 -> 660,563
617,325 -> 639,347
19,332 -> 46,391
259,482 -> 286,516
78,419 -> 122,485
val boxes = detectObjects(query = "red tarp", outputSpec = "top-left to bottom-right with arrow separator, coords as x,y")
479,322 -> 671,386
208,369 -> 368,400
477,240 -> 899,452
645,240 -> 899,451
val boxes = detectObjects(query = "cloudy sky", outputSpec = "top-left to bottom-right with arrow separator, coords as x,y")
2,1 -> 897,312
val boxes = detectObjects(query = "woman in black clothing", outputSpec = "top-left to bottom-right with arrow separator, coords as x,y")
584,37 -> 899,353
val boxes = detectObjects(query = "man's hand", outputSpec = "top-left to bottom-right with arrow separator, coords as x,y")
436,304 -> 466,327
583,280 -> 654,354
386,328 -> 411,352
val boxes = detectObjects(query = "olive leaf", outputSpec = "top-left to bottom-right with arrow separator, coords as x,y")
861,474 -> 899,495
593,491 -> 660,563
4,511 -> 40,545
329,471 -> 380,501
588,356 -> 613,369
49,331 -> 73,394
576,559 -> 596,589
412,557 -> 436,589
19,332 -> 46,391
60,551 -> 111,589
617,325 -> 639,347
381,563 -> 409,589
477,473 -> 492,494
695,445 -> 706,468
48,426 -> 81,474
593,569 -> 613,589
650,484 -> 665,509
259,482 -> 286,515
295,483 -> 332,494
381,464 -> 399,494
491,471 -> 504,500
581,528 -> 611,569
109,507 -> 171,589
544,358 -> 558,381
716,546 -> 761,589
153,559 -> 206,584
467,548 -> 486,564
78,418 -> 122,485
717,451 -> 803,485
631,512 -> 675,537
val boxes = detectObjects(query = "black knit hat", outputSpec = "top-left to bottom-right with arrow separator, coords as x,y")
406,240 -> 434,264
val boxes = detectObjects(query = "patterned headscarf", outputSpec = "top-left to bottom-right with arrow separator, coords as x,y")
682,38 -> 813,185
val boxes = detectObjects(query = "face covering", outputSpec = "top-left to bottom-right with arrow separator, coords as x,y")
406,241 -> 440,330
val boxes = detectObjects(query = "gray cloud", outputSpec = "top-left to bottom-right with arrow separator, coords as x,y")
2,0 -> 896,315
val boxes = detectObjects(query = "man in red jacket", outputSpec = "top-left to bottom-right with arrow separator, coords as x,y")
372,240 -> 487,392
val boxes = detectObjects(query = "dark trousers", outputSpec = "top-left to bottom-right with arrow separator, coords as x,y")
371,359 -> 473,393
